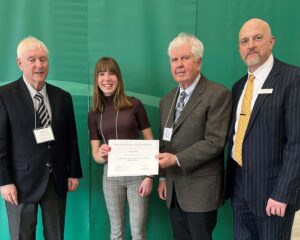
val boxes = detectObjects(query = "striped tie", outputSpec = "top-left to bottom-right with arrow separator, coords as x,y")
233,74 -> 255,166
175,91 -> 187,122
34,93 -> 51,128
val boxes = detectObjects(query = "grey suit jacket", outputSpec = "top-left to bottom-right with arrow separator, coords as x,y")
160,74 -> 232,212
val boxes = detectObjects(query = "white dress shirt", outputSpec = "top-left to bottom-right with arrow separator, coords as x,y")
232,54 -> 274,159
23,77 -> 52,119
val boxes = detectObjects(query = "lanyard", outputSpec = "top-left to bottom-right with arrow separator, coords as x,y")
164,86 -> 180,129
99,110 -> 119,144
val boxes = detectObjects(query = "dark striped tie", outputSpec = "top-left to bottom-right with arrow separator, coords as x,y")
34,93 -> 51,127
175,91 -> 187,122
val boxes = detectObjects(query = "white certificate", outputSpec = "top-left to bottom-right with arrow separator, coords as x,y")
107,139 -> 159,177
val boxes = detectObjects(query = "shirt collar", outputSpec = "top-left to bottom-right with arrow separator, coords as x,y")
179,73 -> 201,97
22,76 -> 47,99
248,54 -> 274,80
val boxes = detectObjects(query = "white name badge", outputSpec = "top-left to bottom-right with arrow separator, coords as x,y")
33,126 -> 55,144
258,88 -> 273,94
163,127 -> 173,141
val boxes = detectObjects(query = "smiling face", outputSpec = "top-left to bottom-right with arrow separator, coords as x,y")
97,71 -> 118,96
17,47 -> 49,91
238,19 -> 275,72
170,43 -> 201,89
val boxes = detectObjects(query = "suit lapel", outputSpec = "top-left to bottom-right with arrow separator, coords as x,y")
233,77 -> 248,118
162,88 -> 178,128
17,78 -> 36,117
46,83 -> 58,128
173,75 -> 206,133
246,60 -> 281,135
228,76 -> 248,139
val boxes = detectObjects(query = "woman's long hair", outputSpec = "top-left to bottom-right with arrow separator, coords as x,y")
92,57 -> 132,112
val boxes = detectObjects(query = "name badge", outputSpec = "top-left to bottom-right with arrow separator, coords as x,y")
163,127 -> 173,141
258,88 -> 273,94
33,126 -> 55,144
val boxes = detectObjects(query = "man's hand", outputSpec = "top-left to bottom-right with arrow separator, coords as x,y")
0,184 -> 18,205
157,180 -> 167,200
156,153 -> 177,168
68,178 -> 79,192
266,198 -> 287,217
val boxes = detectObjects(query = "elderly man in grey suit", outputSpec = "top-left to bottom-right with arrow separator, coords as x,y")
156,32 -> 232,240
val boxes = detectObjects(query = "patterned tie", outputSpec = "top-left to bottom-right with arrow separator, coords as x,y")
34,93 -> 51,128
233,74 -> 255,166
175,91 -> 187,122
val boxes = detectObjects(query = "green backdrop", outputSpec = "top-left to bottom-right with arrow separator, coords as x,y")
0,0 -> 300,239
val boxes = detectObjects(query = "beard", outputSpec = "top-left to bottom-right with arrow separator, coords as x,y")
244,54 -> 261,68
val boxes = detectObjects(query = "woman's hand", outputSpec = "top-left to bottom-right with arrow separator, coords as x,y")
98,144 -> 111,163
138,177 -> 153,197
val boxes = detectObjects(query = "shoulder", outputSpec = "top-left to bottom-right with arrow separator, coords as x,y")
128,96 -> 145,110
195,77 -> 232,109
129,96 -> 141,105
160,87 -> 177,104
88,110 -> 99,121
201,77 -> 231,101
275,58 -> 300,76
205,78 -> 230,94
46,83 -> 71,98
0,79 -> 20,96
230,74 -> 247,93
88,110 -> 99,117
127,96 -> 146,106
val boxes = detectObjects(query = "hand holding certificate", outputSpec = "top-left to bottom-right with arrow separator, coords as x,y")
107,140 -> 159,177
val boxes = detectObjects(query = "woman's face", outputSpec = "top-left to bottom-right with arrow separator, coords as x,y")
97,71 -> 118,96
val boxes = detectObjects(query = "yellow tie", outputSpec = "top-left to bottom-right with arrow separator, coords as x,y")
234,74 -> 255,166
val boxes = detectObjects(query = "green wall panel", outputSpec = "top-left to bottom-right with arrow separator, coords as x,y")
0,0 -> 89,239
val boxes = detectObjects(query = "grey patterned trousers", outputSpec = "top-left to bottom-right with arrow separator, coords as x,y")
103,165 -> 149,240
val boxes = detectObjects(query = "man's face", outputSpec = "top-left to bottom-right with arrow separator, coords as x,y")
238,20 -> 275,72
170,44 -> 201,89
17,48 -> 49,90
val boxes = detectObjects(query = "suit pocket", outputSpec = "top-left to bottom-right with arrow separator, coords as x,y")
11,162 -> 29,171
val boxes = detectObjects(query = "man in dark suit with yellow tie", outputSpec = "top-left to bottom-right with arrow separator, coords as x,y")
0,36 -> 82,240
156,32 -> 232,240
226,18 -> 300,240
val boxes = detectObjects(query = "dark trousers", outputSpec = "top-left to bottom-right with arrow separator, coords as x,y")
169,189 -> 217,240
231,163 -> 295,240
5,176 -> 66,240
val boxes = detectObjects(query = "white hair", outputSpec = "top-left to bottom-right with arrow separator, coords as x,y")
17,36 -> 49,58
168,32 -> 204,60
